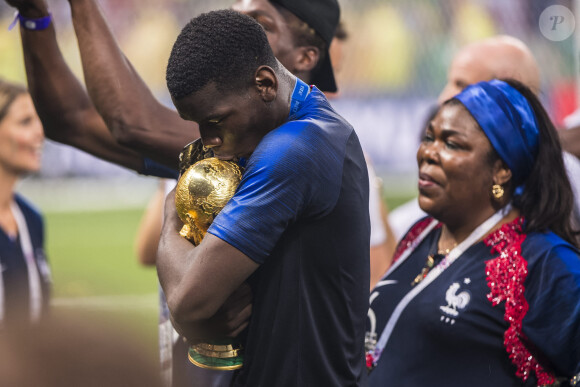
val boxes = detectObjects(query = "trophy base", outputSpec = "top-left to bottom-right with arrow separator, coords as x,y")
188,341 -> 243,371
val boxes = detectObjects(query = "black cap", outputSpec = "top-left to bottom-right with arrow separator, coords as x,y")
270,0 -> 340,92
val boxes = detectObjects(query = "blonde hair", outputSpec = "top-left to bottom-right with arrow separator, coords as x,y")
0,79 -> 28,123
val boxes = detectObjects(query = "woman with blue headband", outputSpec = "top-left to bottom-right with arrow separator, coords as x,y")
365,79 -> 580,386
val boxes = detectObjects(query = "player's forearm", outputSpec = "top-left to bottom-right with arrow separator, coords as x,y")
157,223 -> 217,325
168,284 -> 252,344
16,3 -> 93,143
157,229 -> 252,343
18,24 -> 145,171
68,0 -> 197,168
157,188 -> 257,341
68,0 -> 149,128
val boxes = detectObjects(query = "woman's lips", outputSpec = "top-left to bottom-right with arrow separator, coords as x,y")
418,172 -> 440,189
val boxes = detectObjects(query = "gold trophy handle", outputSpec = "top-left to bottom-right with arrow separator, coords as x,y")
179,213 -> 205,246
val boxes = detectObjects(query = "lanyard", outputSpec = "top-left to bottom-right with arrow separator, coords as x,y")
3,201 -> 43,323
371,204 -> 512,363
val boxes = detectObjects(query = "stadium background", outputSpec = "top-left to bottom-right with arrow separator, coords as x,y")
0,0 -> 577,362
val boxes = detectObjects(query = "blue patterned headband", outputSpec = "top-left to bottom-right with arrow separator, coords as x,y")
454,79 -> 540,186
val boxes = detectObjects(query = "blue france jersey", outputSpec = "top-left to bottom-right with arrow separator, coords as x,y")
368,219 -> 580,386
209,86 -> 370,386
0,194 -> 51,327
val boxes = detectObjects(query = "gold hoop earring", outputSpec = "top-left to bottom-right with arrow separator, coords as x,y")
492,184 -> 504,199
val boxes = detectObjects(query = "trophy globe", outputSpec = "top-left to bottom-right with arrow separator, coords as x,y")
175,157 -> 243,245
174,156 -> 245,370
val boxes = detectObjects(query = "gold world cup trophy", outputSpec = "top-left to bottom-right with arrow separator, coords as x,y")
175,139 -> 244,370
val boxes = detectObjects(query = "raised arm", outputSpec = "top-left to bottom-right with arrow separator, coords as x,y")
7,0 -> 145,171
68,0 -> 200,168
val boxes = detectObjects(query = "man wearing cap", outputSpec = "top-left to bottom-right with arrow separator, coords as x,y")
4,0 -> 340,176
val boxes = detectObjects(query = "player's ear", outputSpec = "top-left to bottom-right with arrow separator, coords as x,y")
254,65 -> 278,102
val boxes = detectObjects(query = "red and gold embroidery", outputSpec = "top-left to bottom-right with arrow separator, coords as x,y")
392,217 -> 438,264
484,217 -> 556,386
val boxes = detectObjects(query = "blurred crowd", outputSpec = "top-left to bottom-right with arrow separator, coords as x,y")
0,0 -> 577,177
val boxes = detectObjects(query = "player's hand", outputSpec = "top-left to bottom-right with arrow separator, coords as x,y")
210,282 -> 253,338
179,282 -> 253,344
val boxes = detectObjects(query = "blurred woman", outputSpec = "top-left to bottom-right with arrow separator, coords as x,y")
0,79 -> 50,328
366,79 -> 580,386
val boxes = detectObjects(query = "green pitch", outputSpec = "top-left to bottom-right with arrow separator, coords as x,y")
45,208 -> 160,358
46,208 -> 158,297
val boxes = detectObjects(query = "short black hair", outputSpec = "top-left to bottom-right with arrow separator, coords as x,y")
166,9 -> 278,100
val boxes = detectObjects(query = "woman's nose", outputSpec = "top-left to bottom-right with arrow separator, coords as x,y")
418,142 -> 439,165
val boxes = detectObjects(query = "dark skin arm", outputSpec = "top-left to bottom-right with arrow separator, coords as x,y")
560,126 -> 580,159
68,0 -> 199,168
369,199 -> 397,290
157,190 -> 256,342
6,0 -> 144,171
